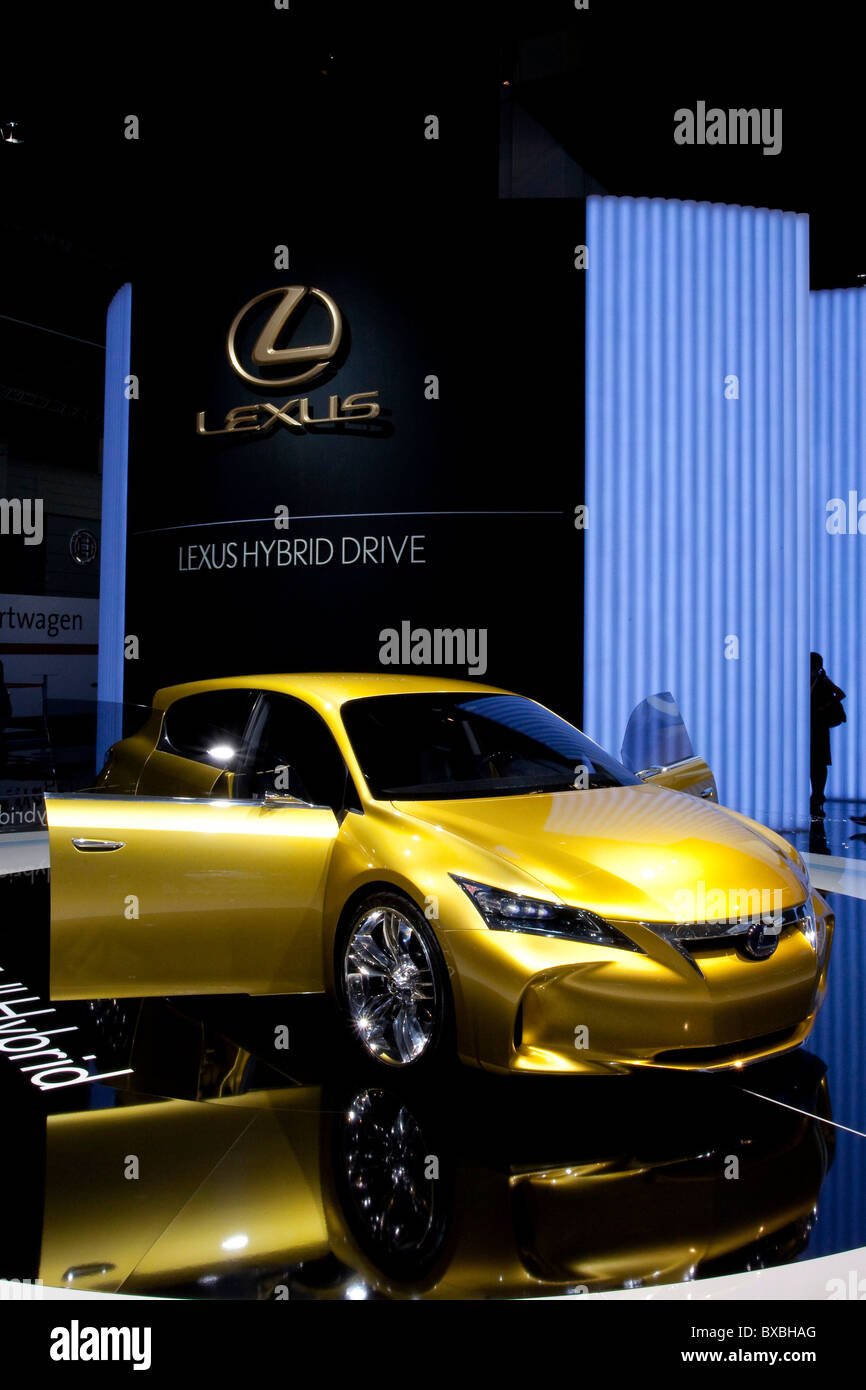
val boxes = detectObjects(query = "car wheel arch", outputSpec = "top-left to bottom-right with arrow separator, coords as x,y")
327,880 -> 435,989
327,880 -> 466,1030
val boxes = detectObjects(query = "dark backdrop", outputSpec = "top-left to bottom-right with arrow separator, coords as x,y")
123,202 -> 586,723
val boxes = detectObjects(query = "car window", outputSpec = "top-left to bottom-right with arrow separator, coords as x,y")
341,692 -> 641,800
159,690 -> 257,769
239,692 -> 350,811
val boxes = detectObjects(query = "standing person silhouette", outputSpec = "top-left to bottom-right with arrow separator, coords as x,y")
810,652 -> 845,819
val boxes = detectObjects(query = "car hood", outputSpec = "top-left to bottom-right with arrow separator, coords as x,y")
393,783 -> 808,922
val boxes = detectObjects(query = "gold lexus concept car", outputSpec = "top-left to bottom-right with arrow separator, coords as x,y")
46,674 -> 833,1074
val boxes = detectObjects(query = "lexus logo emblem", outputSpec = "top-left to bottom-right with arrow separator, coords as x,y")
197,283 -> 379,438
740,919 -> 782,961
226,285 -> 343,389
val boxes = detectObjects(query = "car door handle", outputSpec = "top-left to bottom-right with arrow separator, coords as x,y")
62,1262 -> 117,1283
71,838 -> 126,852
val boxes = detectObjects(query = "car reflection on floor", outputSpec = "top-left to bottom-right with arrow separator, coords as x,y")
3,993 -> 835,1300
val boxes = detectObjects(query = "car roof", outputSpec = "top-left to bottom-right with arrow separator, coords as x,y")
152,672 -> 510,714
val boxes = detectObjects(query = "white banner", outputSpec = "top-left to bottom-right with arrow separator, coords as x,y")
0,594 -> 98,716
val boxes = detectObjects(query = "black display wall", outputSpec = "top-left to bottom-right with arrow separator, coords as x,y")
123,201 -> 585,724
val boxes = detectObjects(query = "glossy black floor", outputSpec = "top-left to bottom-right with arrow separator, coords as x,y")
0,810 -> 864,1300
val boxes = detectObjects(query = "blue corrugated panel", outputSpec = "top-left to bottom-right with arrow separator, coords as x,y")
585,196 -> 811,828
96,284 -> 132,766
810,289 -> 866,802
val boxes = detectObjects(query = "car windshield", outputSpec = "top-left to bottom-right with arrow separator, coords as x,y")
341,693 -> 641,800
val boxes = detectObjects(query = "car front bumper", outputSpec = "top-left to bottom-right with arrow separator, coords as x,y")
444,891 -> 833,1075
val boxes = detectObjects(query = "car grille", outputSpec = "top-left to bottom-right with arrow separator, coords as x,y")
650,900 -> 811,967
662,902 -> 810,952
653,1025 -> 801,1067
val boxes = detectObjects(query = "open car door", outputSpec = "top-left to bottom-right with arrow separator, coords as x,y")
620,692 -> 718,802
46,791 -> 338,1001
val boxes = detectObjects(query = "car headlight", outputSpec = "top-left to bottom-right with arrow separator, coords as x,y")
451,876 -> 643,951
801,907 -> 826,957
776,839 -> 810,887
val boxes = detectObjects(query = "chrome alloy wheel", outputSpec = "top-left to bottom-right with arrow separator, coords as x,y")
344,907 -> 439,1065
341,1088 -> 443,1268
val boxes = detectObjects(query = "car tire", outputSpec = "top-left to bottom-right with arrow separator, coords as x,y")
335,892 -> 455,1071
328,1081 -> 455,1284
